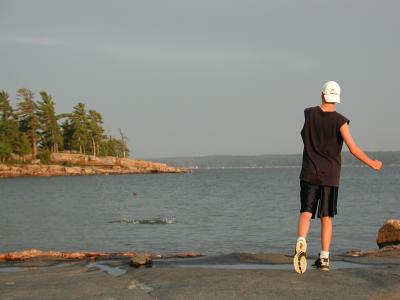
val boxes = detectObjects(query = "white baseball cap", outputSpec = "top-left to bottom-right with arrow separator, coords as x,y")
322,81 -> 341,103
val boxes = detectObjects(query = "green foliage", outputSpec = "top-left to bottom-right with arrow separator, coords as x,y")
115,138 -> 130,157
0,118 -> 20,149
15,133 -> 31,160
61,119 -> 74,151
0,140 -> 12,162
38,149 -> 51,164
99,136 -> 118,156
99,136 -> 130,157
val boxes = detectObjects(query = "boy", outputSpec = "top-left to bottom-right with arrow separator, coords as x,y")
293,81 -> 382,274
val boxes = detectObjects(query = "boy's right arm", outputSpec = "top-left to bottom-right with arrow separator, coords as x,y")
340,123 -> 382,171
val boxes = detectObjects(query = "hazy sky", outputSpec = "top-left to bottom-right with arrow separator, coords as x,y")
1,0 -> 399,158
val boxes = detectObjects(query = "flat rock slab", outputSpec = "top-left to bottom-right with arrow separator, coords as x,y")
131,266 -> 400,300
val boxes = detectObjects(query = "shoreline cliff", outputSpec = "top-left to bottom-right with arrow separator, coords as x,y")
0,152 -> 189,178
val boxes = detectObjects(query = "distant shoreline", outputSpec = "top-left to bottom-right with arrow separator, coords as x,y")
148,151 -> 400,169
180,164 -> 400,170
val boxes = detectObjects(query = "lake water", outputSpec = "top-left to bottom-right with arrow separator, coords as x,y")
0,166 -> 399,256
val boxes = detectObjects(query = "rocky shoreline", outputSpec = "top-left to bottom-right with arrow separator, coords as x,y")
0,248 -> 201,262
0,153 -> 189,178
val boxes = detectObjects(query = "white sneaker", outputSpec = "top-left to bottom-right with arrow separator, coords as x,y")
293,239 -> 307,274
295,239 -> 307,254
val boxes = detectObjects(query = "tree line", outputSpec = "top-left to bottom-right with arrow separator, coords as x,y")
0,88 -> 129,163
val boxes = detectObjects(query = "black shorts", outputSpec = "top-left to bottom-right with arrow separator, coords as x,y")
300,180 -> 338,219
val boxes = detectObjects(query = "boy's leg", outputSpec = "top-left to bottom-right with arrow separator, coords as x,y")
297,212 -> 312,238
312,216 -> 332,271
294,181 -> 318,274
293,212 -> 312,274
320,216 -> 332,251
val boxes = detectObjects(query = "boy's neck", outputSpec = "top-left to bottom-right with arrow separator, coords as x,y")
320,101 -> 336,112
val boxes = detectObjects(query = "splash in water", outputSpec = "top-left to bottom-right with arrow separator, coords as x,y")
109,216 -> 176,225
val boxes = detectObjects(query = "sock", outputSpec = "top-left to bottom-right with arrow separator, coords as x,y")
320,250 -> 329,259
297,237 -> 306,243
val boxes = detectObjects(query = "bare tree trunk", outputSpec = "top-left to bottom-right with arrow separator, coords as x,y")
32,129 -> 37,159
78,137 -> 82,154
92,137 -> 96,156
52,130 -> 57,153
119,128 -> 127,158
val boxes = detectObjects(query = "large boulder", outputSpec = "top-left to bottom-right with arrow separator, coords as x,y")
377,219 -> 400,249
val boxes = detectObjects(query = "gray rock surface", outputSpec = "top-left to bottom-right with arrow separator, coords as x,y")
0,262 -> 152,300
0,251 -> 399,299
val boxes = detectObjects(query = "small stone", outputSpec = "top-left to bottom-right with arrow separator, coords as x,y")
129,255 -> 152,268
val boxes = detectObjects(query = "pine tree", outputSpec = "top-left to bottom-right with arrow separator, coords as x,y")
16,88 -> 39,158
0,91 -> 13,122
0,91 -> 21,161
87,109 -> 104,156
60,118 -> 73,151
70,102 -> 89,154
37,91 -> 62,153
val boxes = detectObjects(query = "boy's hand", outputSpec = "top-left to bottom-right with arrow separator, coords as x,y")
370,160 -> 382,171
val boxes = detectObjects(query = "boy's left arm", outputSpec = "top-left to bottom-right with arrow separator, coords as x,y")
340,123 -> 382,171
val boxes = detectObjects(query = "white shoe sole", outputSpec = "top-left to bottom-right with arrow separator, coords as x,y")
293,240 -> 307,274
293,252 -> 307,274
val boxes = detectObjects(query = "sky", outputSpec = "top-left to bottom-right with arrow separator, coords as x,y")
0,0 -> 399,158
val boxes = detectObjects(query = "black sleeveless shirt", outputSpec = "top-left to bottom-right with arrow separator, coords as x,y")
299,106 -> 350,187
